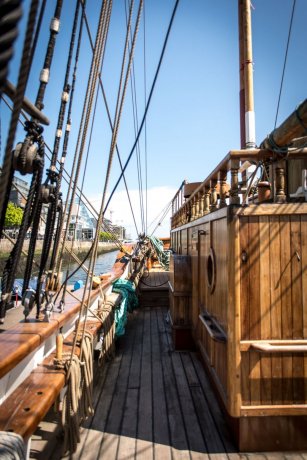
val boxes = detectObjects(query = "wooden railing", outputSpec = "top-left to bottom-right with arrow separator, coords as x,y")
171,147 -> 307,229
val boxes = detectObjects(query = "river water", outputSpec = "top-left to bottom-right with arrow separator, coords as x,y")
63,249 -> 119,285
7,249 -> 119,297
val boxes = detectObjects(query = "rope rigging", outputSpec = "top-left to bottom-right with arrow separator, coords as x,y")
0,0 -> 40,237
143,1 -> 148,235
0,0 -> 23,96
149,197 -> 173,237
103,0 -> 181,216
55,0 -> 112,286
125,0 -> 146,236
64,0 -> 144,396
274,0 -> 296,129
81,4 -> 140,237
2,93 -> 126,255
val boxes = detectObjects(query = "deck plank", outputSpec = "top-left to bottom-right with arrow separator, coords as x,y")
151,308 -> 172,460
136,308 -> 154,458
156,307 -> 190,453
188,351 -> 240,458
30,306 -> 307,459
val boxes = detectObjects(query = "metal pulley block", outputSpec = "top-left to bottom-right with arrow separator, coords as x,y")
43,301 -> 54,322
22,288 -> 36,318
13,140 -> 38,175
46,270 -> 63,291
41,183 -> 56,203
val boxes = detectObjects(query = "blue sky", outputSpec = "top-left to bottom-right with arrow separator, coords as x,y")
1,0 -> 307,238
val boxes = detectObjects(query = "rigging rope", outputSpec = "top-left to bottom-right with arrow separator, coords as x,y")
56,0 -> 112,281
143,1 -> 148,234
81,5 -> 140,236
125,0 -> 146,235
103,0 -> 180,215
0,0 -> 23,95
27,0 -> 47,74
150,199 -> 173,236
66,0 -> 143,389
0,0 -> 40,236
60,0 -> 115,392
274,0 -> 296,129
1,88 -> 125,266
50,0 -> 85,276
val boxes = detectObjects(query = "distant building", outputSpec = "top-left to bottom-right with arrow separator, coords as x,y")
111,224 -> 126,240
38,204 -> 49,237
66,200 -> 96,240
9,176 -> 29,208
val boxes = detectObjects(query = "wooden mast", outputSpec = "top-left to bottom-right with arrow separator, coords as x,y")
238,0 -> 245,149
239,0 -> 256,148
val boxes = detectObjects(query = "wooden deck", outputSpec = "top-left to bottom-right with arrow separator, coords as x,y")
30,304 -> 307,459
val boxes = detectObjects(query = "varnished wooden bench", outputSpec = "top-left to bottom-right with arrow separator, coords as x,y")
0,318 -> 103,439
0,248 -> 131,455
0,294 -> 121,458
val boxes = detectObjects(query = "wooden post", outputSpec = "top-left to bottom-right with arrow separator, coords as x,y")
210,179 -> 218,212
191,198 -> 196,221
204,187 -> 210,214
56,333 -> 63,360
199,190 -> 204,217
195,193 -> 201,219
219,170 -> 228,208
230,160 -> 241,205
275,161 -> 286,203
227,214 -> 242,417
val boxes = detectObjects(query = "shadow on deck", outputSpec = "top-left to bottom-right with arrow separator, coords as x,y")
30,306 -> 307,460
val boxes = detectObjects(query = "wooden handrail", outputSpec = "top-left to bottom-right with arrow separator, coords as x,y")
250,342 -> 307,353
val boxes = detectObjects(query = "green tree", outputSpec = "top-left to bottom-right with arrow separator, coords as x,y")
4,202 -> 24,228
99,231 -> 113,242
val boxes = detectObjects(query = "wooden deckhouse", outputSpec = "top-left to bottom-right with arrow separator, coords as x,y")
169,102 -> 307,451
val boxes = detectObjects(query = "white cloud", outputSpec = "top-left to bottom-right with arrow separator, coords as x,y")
89,186 -> 177,239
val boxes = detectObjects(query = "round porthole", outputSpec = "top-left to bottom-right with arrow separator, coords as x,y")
207,247 -> 216,294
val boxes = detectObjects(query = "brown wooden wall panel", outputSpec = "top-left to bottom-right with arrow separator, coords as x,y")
198,223 -> 210,320
260,355 -> 272,405
280,215 -> 292,339
259,216 -> 271,340
199,321 -> 227,400
302,215 -> 307,340
291,216 -> 303,338
249,351 -> 261,406
242,352 -> 307,406
182,229 -> 188,254
211,219 -> 228,330
269,216 -> 282,340
241,353 -> 250,405
249,217 -> 261,340
303,216 -> 307,402
290,212 -> 303,402
189,227 -> 199,332
169,294 -> 190,326
240,217 -> 250,340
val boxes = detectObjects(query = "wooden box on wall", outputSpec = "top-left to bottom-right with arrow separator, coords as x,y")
169,253 -> 191,295
168,254 -> 194,349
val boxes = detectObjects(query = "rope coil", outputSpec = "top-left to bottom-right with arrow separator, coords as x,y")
54,330 -> 94,454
